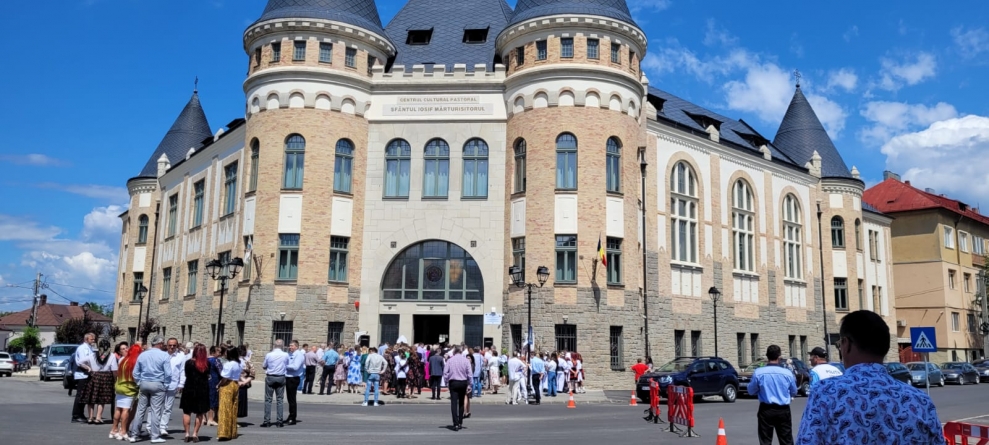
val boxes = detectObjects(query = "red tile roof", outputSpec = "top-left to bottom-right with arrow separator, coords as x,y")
0,302 -> 111,329
863,178 -> 989,226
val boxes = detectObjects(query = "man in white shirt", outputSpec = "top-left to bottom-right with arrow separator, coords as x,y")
261,340 -> 289,428
70,332 -> 96,423
807,347 -> 843,394
506,353 -> 525,405
159,338 -> 185,436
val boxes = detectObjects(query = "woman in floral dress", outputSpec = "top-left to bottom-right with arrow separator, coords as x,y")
347,348 -> 363,392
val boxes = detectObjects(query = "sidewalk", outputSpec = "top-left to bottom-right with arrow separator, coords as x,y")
245,386 -> 627,405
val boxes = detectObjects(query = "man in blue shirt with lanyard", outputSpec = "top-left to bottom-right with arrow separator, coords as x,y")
747,344 -> 797,445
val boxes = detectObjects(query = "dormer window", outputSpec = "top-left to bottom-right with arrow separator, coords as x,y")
407,29 -> 433,45
463,28 -> 488,44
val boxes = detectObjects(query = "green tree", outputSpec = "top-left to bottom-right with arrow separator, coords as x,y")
83,302 -> 114,320
55,317 -> 122,344
7,326 -> 42,358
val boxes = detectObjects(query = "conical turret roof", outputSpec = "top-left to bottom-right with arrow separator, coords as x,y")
136,92 -> 212,178
772,86 -> 853,179
253,0 -> 386,37
509,0 -> 636,27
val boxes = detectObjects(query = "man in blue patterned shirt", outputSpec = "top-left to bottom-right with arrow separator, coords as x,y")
796,311 -> 945,444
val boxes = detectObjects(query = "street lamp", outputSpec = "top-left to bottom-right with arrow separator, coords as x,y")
708,286 -> 721,357
509,264 -> 549,399
640,151 -> 651,358
134,284 -> 148,339
816,200 -> 831,359
82,304 -> 89,323
206,256 -> 244,346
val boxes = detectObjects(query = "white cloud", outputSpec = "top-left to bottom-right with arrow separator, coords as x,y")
36,183 -> 129,203
843,26 -> 859,43
806,94 -> 848,140
627,0 -> 671,23
952,26 -> 989,59
703,19 -> 737,47
0,215 -> 62,241
61,252 -> 117,283
723,61 -> 794,123
0,154 -> 67,167
860,101 -> 958,145
827,68 -> 858,92
877,52 -> 937,91
82,205 -> 124,239
882,115 -> 989,203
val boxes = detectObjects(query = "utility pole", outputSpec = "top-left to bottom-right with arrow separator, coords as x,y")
29,272 -> 41,328
980,269 -> 988,359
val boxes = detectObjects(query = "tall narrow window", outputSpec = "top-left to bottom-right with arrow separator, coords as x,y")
555,235 -> 577,283
512,237 -> 525,271
328,236 -> 349,283
737,333 -> 747,366
782,194 -> 802,279
271,42 -> 281,62
248,139 -> 259,192
869,230 -> 878,261
560,37 -> 574,58
326,322 -> 344,345
278,234 -> 300,280
515,46 -> 525,66
606,137 -> 621,192
224,162 -> 238,215
732,180 -> 755,272
960,232 -> 969,252
367,56 -> 376,75
319,42 -> 332,63
611,43 -> 621,63
514,139 -> 526,193
345,47 -> 356,67
423,139 -> 450,198
283,134 -> 305,189
254,48 -> 261,66
242,235 -> 253,281
674,330 -> 685,357
537,40 -> 547,60
462,138 -> 489,198
831,217 -> 845,248
750,333 -> 760,364
293,41 -> 306,61
854,219 -> 862,250
333,139 -> 354,193
137,215 -> 149,244
609,326 -> 624,370
161,267 -> 172,300
384,139 -> 411,198
271,321 -> 293,349
192,180 -> 205,228
949,269 -> 956,289
857,279 -> 864,310
691,331 -> 702,356
168,194 -> 179,236
132,272 -> 144,302
587,38 -> 599,59
556,133 -> 578,190
834,278 -> 848,311
944,226 -> 954,248
187,260 -> 198,296
554,324 -> 577,352
671,162 -> 698,264
606,237 -> 622,285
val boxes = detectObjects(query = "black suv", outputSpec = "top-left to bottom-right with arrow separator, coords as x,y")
636,357 -> 739,403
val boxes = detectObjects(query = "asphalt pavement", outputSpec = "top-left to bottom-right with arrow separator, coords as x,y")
2,375 -> 988,445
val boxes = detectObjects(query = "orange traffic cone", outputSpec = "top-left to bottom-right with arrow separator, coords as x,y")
629,390 -> 638,406
566,390 -> 576,409
716,418 -> 728,445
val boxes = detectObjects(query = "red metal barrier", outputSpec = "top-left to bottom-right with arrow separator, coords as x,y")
645,380 -> 663,424
667,385 -> 699,438
944,422 -> 989,445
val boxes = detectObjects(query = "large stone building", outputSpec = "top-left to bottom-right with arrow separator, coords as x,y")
113,0 -> 897,388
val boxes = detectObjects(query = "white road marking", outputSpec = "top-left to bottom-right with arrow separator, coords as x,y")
944,413 -> 989,425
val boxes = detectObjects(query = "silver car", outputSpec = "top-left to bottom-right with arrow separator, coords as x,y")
39,344 -> 77,381
905,362 -> 944,387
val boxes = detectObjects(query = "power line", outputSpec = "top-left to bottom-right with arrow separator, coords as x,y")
41,286 -> 74,304
46,282 -> 114,294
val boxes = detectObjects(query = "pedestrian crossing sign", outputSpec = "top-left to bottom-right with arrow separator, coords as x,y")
910,327 -> 937,353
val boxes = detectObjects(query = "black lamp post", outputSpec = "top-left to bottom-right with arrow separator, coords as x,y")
134,284 -> 149,340
816,201 -> 831,359
708,286 -> 721,357
640,152 -> 651,358
206,256 -> 244,346
82,304 -> 89,324
509,264 -> 549,399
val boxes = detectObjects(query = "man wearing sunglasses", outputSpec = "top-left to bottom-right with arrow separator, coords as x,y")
159,338 -> 184,437
796,311 -> 945,444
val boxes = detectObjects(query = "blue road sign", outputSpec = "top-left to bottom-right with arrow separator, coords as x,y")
910,327 -> 937,353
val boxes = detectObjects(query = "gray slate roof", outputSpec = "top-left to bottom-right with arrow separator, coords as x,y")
136,92 -> 212,178
772,87 -> 853,179
253,0 -> 387,37
509,0 -> 637,27
385,0 -> 512,70
647,87 -> 801,169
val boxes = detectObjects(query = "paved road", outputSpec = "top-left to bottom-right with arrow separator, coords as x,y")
2,377 -> 987,445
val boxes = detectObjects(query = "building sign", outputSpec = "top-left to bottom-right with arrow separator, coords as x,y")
383,96 -> 494,116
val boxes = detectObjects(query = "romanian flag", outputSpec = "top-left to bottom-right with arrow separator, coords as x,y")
597,235 -> 607,267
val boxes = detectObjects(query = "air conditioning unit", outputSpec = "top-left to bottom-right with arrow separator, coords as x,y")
897,320 -> 907,327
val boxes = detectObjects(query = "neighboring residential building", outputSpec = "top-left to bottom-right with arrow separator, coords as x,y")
0,296 -> 112,350
111,0 -> 897,388
864,174 -> 989,362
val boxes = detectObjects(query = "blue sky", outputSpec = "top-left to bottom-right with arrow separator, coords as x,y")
1,0 -> 988,312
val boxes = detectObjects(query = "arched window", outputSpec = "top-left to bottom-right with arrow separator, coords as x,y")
514,139 -> 526,193
423,139 -> 450,198
462,138 -> 489,198
248,139 -> 259,192
670,162 -> 698,264
606,137 -> 621,192
283,134 -> 305,189
384,139 -> 411,198
831,216 -> 845,248
854,218 -> 862,250
381,240 -> 483,302
732,180 -> 755,272
556,133 -> 577,190
137,215 -> 149,244
782,195 -> 802,280
334,139 -> 354,193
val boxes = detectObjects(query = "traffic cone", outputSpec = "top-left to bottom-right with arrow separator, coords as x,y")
566,390 -> 576,409
716,418 -> 728,445
629,390 -> 638,406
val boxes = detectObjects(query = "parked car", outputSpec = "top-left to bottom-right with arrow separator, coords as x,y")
884,362 -> 911,383
905,362 -> 945,387
40,344 -> 78,382
636,357 -> 739,403
738,358 -> 811,397
940,362 -> 981,385
972,359 -> 989,382
10,353 -> 29,372
0,352 -> 14,377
